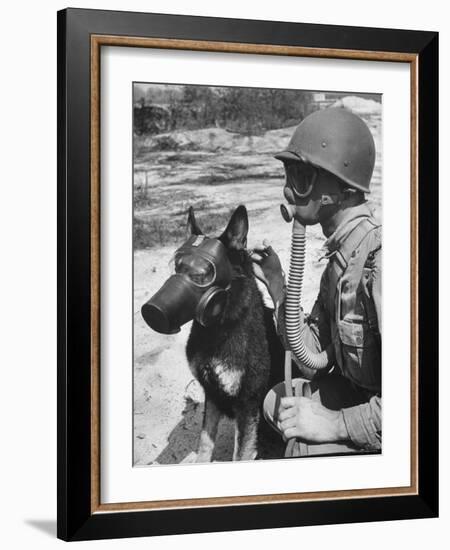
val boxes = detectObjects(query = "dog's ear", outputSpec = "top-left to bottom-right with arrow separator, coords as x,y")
186,206 -> 203,236
221,205 -> 248,249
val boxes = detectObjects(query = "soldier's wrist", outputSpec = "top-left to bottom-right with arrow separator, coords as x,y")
336,410 -> 349,441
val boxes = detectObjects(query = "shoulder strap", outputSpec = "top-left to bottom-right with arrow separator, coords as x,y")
363,246 -> 382,335
326,218 -> 380,317
331,218 -> 380,278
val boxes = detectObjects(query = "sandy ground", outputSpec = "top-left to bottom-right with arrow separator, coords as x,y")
133,99 -> 382,466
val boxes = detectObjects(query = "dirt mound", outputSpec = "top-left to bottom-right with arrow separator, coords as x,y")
331,96 -> 381,117
142,126 -> 295,154
139,96 -> 382,156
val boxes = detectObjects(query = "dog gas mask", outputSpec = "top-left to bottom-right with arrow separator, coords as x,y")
141,234 -> 233,334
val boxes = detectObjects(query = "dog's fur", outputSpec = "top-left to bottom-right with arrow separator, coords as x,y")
185,205 -> 274,462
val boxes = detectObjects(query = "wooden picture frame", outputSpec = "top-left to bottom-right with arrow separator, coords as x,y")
57,8 -> 438,541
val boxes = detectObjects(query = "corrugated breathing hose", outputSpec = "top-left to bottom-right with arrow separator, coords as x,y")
285,219 -> 334,370
282,218 -> 334,458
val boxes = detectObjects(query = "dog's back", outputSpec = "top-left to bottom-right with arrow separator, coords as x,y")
186,248 -> 271,417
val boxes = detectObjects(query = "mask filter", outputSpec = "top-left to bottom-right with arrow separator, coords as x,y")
195,287 -> 228,327
280,203 -> 296,222
141,274 -> 200,334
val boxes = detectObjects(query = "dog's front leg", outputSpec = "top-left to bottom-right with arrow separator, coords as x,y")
233,407 -> 259,461
196,396 -> 221,463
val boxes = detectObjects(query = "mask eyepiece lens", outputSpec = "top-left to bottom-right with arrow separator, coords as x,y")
173,253 -> 216,287
285,162 -> 317,198
196,288 -> 227,327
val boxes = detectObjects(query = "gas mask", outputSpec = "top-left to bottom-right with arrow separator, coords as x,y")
279,162 -> 336,372
280,161 -> 319,224
141,235 -> 233,334
280,161 -> 344,225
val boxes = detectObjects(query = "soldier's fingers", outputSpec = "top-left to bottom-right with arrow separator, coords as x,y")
252,246 -> 269,257
262,240 -> 276,255
251,255 -> 263,265
280,397 -> 298,408
278,407 -> 296,422
283,427 -> 298,440
251,249 -> 269,259
280,417 -> 297,430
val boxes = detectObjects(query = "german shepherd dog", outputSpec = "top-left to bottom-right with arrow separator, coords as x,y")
185,205 -> 274,462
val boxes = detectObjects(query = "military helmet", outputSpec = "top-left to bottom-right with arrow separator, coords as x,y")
275,108 -> 376,193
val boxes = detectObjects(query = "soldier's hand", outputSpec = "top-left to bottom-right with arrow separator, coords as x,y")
251,240 -> 285,304
278,396 -> 349,443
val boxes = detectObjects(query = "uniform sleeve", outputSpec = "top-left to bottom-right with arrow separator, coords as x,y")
342,395 -> 381,451
341,248 -> 382,451
371,248 -> 382,334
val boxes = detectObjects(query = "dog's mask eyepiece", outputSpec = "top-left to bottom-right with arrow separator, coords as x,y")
141,235 -> 233,334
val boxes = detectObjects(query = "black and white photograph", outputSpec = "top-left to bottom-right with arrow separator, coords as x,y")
134,83 -> 382,465
0,0 -> 443,545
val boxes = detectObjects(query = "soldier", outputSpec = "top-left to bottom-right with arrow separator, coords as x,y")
253,108 -> 382,456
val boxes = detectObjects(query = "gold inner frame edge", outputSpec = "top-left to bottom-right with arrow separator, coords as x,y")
89,34 -> 419,514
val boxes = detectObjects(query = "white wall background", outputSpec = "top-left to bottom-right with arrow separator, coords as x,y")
0,1 -> 447,548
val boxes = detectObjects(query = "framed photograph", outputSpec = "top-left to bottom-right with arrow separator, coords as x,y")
57,8 -> 438,541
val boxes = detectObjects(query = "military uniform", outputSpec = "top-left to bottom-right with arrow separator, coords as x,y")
264,203 -> 382,455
